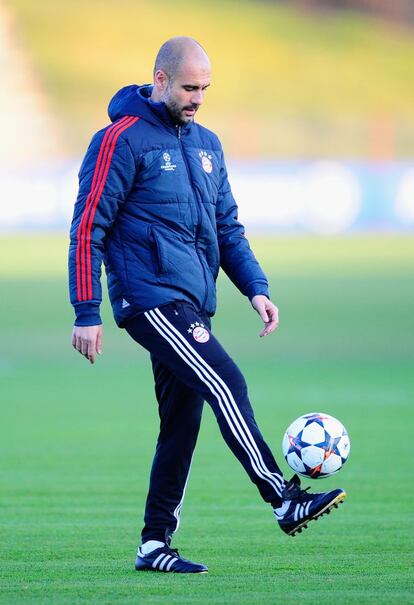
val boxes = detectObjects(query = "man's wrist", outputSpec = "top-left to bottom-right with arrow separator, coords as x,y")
248,285 -> 270,302
74,302 -> 102,326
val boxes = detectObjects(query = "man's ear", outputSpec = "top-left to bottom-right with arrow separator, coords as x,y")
153,69 -> 169,93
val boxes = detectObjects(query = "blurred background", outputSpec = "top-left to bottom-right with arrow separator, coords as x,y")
1,0 -> 414,233
1,2 -> 413,603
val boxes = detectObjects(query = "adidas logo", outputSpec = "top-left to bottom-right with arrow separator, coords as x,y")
122,299 -> 130,309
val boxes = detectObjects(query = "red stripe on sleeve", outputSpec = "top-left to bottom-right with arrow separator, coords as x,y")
76,116 -> 132,301
75,116 -> 137,302
84,116 -> 139,300
76,117 -> 130,301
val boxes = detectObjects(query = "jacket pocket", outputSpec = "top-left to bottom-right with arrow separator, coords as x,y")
148,225 -> 167,275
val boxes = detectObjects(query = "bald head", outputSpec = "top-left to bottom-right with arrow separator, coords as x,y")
151,37 -> 211,124
154,37 -> 210,80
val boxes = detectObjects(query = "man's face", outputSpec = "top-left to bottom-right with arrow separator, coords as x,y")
161,62 -> 211,124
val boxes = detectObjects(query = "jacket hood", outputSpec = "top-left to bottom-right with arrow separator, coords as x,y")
108,84 -> 190,131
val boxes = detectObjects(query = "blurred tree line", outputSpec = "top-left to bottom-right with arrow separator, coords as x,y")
8,0 -> 414,159
287,0 -> 414,23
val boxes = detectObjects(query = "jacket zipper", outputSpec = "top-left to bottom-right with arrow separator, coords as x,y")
176,125 -> 209,308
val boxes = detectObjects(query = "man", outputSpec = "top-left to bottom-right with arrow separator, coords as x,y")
69,37 -> 346,574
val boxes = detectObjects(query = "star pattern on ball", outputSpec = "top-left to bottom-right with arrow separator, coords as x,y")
303,413 -> 331,428
283,413 -> 350,479
315,433 -> 343,459
286,433 -> 303,455
285,426 -> 342,460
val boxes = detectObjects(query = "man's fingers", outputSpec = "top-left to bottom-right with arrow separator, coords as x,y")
74,336 -> 88,360
251,295 -> 280,338
96,329 -> 102,355
268,305 -> 279,326
87,339 -> 96,364
259,307 -> 269,323
260,321 -> 277,337
72,325 -> 102,364
260,305 -> 280,337
77,336 -> 94,362
80,338 -> 89,356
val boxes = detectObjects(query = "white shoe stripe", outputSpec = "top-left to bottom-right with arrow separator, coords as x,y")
173,453 -> 194,533
166,557 -> 177,571
145,309 -> 282,496
294,503 -> 300,522
305,501 -> 311,516
152,553 -> 165,569
153,308 -> 284,494
159,555 -> 171,570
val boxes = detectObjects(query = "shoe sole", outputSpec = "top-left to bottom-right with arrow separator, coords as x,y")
135,564 -> 208,574
135,568 -> 208,574
288,490 -> 347,537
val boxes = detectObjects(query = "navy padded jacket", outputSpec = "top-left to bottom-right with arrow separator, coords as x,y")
69,84 -> 269,327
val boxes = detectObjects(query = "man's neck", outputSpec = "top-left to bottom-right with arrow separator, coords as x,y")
150,86 -> 161,103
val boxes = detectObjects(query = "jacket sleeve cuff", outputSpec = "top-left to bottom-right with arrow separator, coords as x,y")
246,282 -> 270,302
73,303 -> 102,326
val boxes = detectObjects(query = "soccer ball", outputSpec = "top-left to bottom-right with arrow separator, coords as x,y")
282,412 -> 350,479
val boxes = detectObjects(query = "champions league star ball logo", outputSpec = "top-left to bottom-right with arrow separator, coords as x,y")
161,152 -> 177,172
199,150 -> 213,173
187,322 -> 210,343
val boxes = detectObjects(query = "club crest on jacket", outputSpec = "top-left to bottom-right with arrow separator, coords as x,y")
199,150 -> 213,173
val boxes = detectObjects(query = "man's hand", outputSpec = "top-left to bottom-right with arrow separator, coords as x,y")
251,295 -> 279,338
71,325 -> 103,364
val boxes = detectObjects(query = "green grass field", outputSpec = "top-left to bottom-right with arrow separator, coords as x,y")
1,235 -> 413,604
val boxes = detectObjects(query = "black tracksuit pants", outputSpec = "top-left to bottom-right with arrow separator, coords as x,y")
125,302 -> 285,544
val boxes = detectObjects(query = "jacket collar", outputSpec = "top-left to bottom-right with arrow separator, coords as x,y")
140,85 -> 193,135
107,83 -> 193,135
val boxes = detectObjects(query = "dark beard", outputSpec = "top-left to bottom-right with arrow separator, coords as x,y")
166,99 -> 197,125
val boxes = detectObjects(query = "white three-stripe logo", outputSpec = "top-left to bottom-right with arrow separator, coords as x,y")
152,553 -> 165,569
151,553 -> 178,571
293,501 -> 312,521
158,555 -> 171,570
144,308 -> 284,497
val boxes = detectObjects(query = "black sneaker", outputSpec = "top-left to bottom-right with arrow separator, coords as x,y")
274,474 -> 346,536
135,545 -> 208,574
